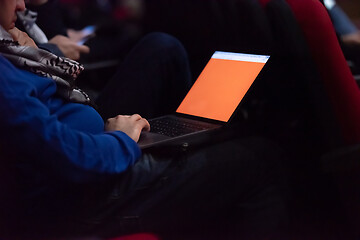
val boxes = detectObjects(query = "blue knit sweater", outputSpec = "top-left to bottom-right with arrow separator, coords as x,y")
0,55 -> 141,183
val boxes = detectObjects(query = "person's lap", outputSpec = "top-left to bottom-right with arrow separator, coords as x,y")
69,137 -> 287,240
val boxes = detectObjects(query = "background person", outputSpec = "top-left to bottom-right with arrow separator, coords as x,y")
19,0 -> 142,93
323,0 -> 360,73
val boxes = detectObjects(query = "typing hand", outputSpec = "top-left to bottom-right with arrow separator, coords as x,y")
8,27 -> 38,48
105,114 -> 150,142
48,35 -> 90,60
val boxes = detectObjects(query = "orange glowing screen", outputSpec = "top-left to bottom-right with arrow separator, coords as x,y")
176,52 -> 269,122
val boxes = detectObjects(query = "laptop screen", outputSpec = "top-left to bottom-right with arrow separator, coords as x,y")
176,51 -> 270,122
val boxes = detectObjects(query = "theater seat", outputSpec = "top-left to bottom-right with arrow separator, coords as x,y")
260,0 -> 360,238
285,0 -> 360,237
285,0 -> 360,145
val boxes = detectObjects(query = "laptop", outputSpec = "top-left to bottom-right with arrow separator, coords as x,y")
138,51 -> 270,149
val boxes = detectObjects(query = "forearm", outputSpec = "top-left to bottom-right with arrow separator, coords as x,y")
3,112 -> 141,183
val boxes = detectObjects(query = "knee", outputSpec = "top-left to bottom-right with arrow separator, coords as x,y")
141,32 -> 188,58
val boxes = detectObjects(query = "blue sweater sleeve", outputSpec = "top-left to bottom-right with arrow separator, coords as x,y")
0,56 -> 141,183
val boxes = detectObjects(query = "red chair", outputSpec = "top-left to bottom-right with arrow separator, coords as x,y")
259,0 -> 360,238
284,1 -> 360,236
285,0 -> 360,145
287,0 -> 360,238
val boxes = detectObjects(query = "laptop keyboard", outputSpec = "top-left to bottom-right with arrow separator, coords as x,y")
149,117 -> 211,137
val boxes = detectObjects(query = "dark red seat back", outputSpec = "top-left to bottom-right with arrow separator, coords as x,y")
257,0 -> 345,155
285,0 -> 360,145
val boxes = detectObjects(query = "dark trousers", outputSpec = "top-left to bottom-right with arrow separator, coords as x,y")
96,32 -> 192,120
73,138 -> 288,240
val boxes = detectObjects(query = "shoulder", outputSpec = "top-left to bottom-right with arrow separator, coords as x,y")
0,54 -> 56,97
0,54 -> 29,87
0,54 -> 15,70
0,54 -> 30,78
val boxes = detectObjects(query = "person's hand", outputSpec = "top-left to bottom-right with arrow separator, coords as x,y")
341,32 -> 360,46
48,35 -> 90,60
67,29 -> 88,43
8,27 -> 38,48
105,114 -> 150,142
